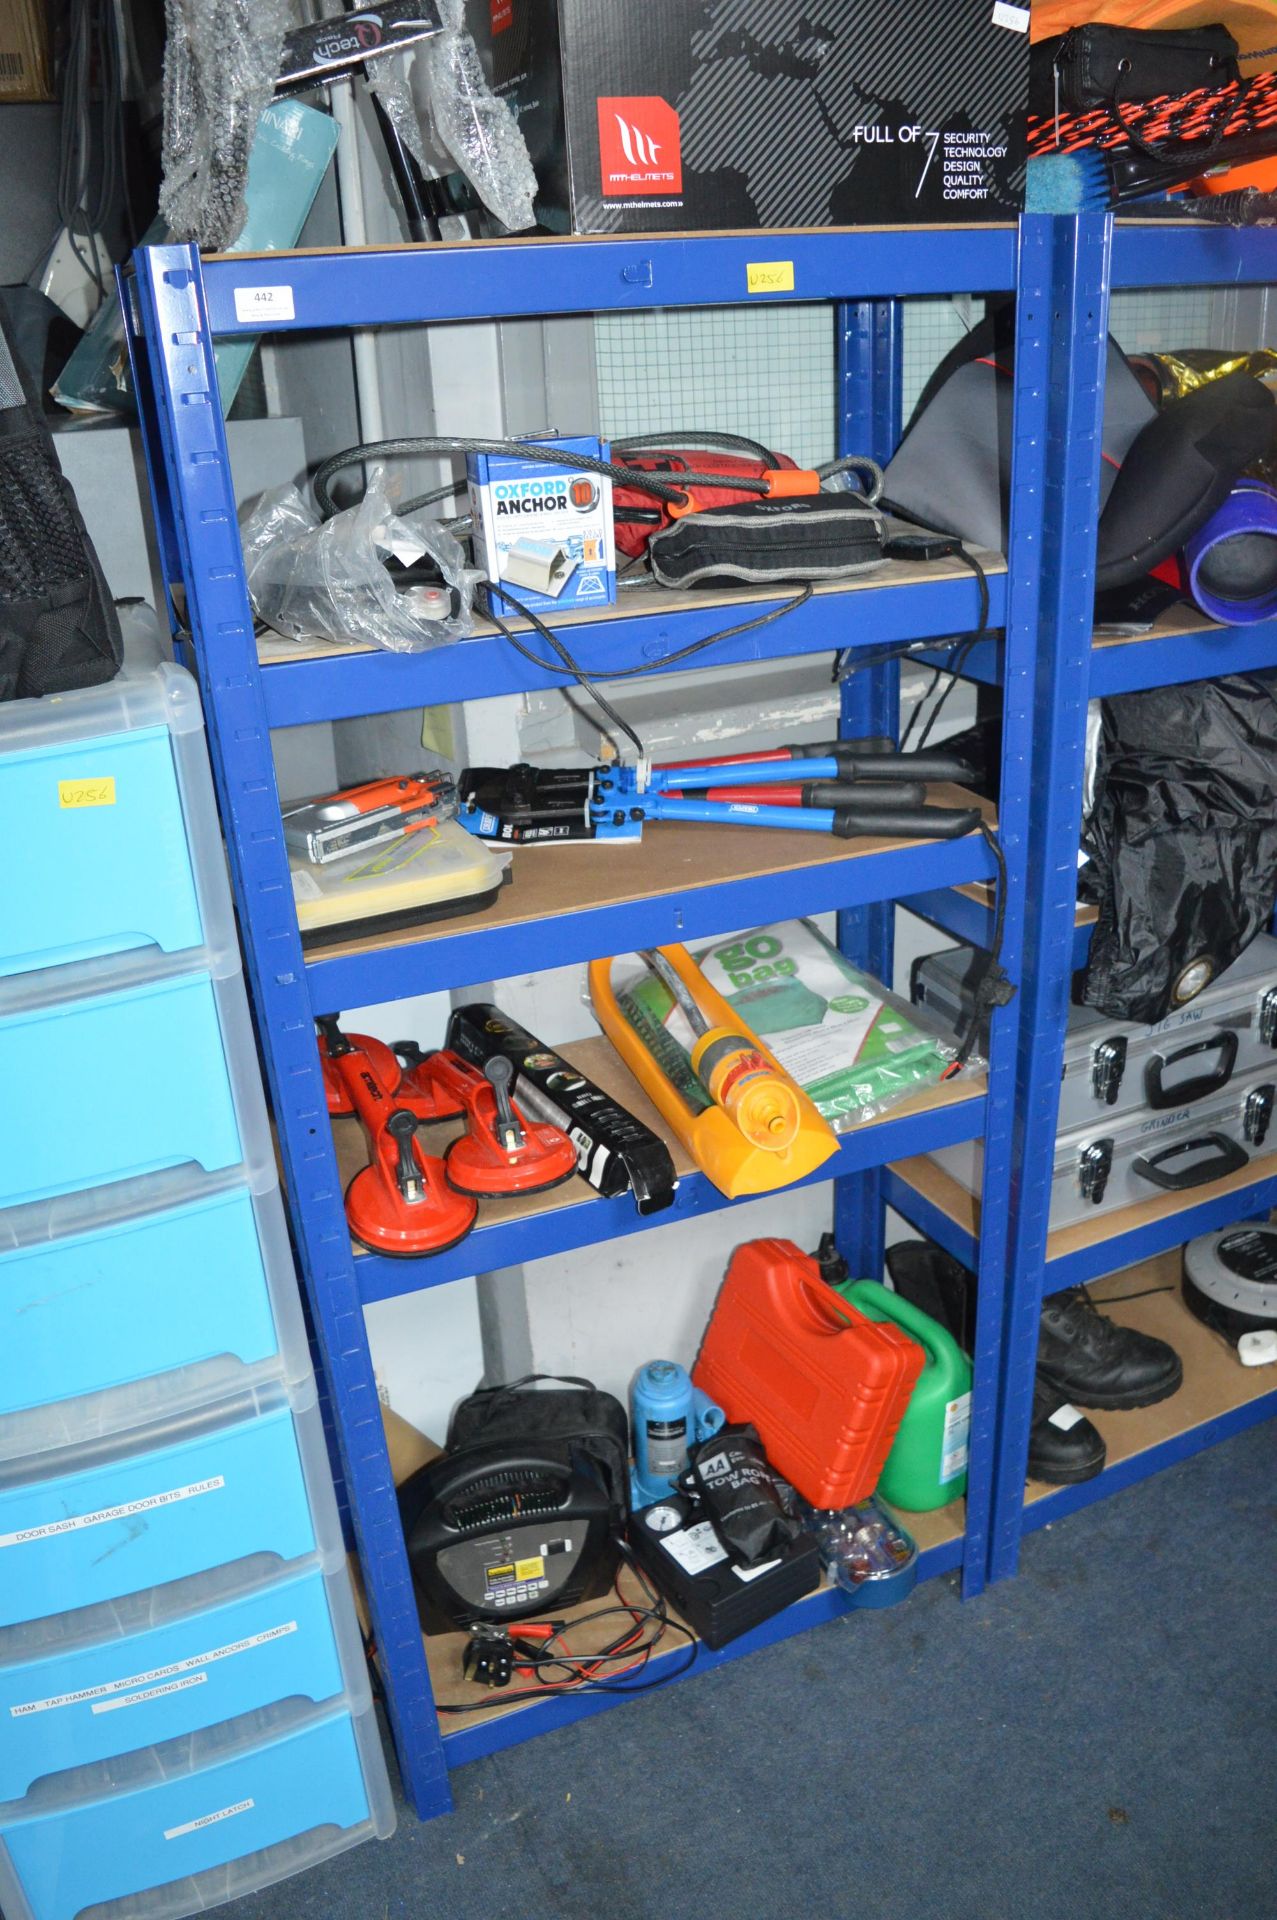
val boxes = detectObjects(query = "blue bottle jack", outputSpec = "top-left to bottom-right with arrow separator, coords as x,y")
630,1360 -> 725,1510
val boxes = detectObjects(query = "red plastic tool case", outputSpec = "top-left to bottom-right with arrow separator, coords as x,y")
693,1238 -> 924,1507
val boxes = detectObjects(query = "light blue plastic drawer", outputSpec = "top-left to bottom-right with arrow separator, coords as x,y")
0,970 -> 242,1208
0,1566 -> 347,1803
0,1397 -> 317,1629
0,1706 -> 373,1920
0,1178 -> 300,1421
0,727 -> 203,978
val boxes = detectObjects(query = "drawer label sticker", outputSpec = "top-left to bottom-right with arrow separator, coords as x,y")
58,776 -> 116,809
11,1619 -> 299,1718
0,1475 -> 224,1551
165,1798 -> 255,1842
94,1672 -> 208,1714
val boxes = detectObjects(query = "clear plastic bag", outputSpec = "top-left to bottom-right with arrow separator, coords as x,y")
159,0 -> 290,251
424,0 -> 537,232
240,473 -> 479,653
365,53 -> 430,173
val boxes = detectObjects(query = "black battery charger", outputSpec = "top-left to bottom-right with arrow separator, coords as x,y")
399,1442 -> 616,1630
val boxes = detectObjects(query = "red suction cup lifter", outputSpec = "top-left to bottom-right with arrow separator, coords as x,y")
393,1038 -> 467,1123
315,1018 -> 476,1256
316,1018 -> 403,1115
420,1049 -> 579,1198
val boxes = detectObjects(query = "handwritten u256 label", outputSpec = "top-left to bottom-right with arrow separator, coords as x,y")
746,261 -> 795,294
58,776 -> 115,809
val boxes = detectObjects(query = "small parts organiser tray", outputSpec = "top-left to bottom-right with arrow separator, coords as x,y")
0,607 -> 230,979
913,935 -> 1277,1134
0,1382 -> 328,1630
0,1559 -> 359,1804
933,1063 -> 1277,1230
0,1172 -> 308,1434
0,950 -> 270,1210
0,1698 -> 392,1920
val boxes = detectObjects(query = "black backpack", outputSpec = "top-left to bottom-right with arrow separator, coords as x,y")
0,302 -> 122,702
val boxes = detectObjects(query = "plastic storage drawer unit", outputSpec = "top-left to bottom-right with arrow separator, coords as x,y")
0,1701 -> 390,1920
0,956 -> 246,1208
912,935 -> 1277,1133
931,1064 -> 1277,1230
0,1561 -> 358,1803
0,1174 -> 306,1424
0,1386 -> 322,1629
0,607 -> 225,979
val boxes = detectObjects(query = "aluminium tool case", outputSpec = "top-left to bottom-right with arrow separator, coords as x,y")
912,935 -> 1277,1135
930,1061 -> 1277,1231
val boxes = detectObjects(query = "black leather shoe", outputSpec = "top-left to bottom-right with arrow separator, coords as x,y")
1027,1375 -> 1106,1484
1037,1286 -> 1183,1410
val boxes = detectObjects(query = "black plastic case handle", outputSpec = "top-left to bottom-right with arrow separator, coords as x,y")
1132,1130 -> 1249,1192
1143,1028 -> 1238,1109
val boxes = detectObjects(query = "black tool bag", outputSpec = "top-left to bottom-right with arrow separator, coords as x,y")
647,494 -> 883,589
1031,22 -> 1241,122
0,303 -> 122,702
447,1374 -> 630,1520
883,304 -> 1275,588
1079,674 -> 1277,1024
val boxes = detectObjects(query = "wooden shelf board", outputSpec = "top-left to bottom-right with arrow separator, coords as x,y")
257,549 -> 1004,669
215,224 -> 1015,267
887,1146 -> 1277,1264
422,1497 -> 964,1726
307,784 -> 991,971
364,1403 -> 964,1733
952,878 -> 1096,929
1024,1250 -> 1277,1499
1092,603 -> 1220,653
338,1034 -> 986,1261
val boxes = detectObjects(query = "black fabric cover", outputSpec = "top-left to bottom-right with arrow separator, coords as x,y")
1030,23 -> 1240,119
0,302 -> 121,702
883,307 -> 1155,557
646,494 -> 883,589
447,1373 -> 630,1520
1079,675 -> 1277,1023
884,1239 -> 977,1357
1096,370 -> 1276,590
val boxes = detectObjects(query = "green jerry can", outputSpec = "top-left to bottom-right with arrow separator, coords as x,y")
835,1279 -> 973,1511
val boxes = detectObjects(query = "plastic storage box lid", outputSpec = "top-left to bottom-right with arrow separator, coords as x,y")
0,604 -> 205,753
0,1374 -> 317,1492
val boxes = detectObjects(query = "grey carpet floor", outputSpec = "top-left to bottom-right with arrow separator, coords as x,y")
232,1420 -> 1276,1920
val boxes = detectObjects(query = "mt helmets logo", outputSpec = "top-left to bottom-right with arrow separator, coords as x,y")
597,97 -> 683,198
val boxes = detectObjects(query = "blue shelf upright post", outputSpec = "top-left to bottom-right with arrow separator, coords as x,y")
988,213 -> 1113,1584
127,243 -> 454,1820
832,296 -> 904,1283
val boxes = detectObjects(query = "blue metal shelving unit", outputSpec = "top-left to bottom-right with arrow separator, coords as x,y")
123,220 -> 1051,1819
886,215 -> 1277,1583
